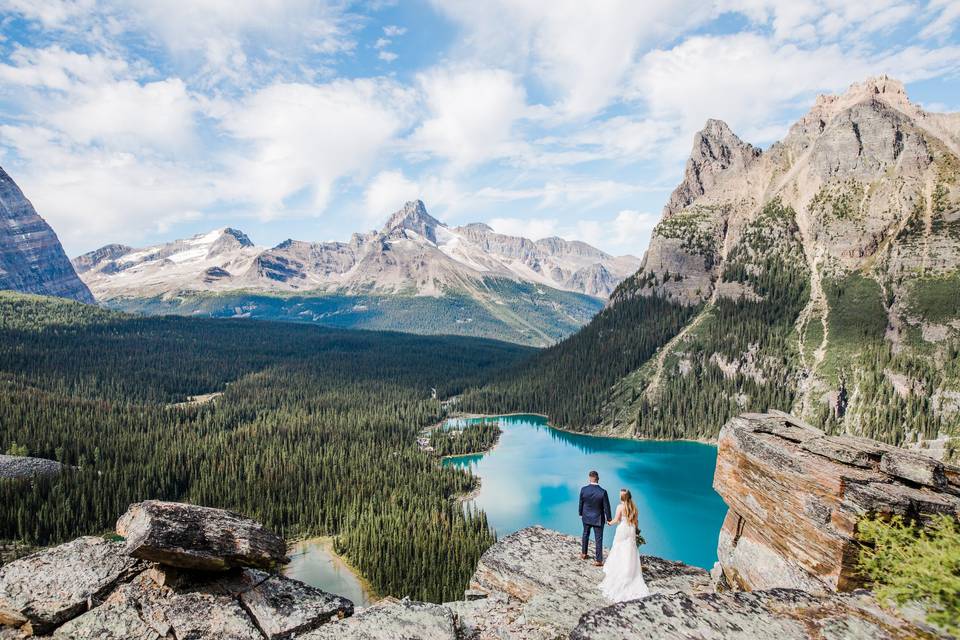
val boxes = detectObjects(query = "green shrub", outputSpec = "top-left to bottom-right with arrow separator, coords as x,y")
857,514 -> 960,635
4,443 -> 27,456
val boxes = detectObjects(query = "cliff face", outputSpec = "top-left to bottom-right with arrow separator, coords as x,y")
600,76 -> 960,447
0,167 -> 92,304
713,412 -> 960,594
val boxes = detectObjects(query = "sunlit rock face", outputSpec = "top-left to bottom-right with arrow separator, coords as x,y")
713,411 -> 960,593
0,167 -> 93,303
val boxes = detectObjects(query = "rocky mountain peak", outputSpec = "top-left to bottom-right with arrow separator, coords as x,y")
0,166 -> 94,303
381,200 -> 444,243
222,228 -> 254,247
662,118 -> 762,217
208,227 -> 254,256
812,75 -> 911,118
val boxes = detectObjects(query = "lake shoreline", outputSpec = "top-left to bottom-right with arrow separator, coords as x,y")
439,413 -> 726,570
441,411 -> 717,447
284,536 -> 378,606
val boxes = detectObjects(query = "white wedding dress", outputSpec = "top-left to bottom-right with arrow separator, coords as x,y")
599,515 -> 650,602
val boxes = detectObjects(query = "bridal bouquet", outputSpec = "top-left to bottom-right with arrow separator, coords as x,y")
635,528 -> 646,547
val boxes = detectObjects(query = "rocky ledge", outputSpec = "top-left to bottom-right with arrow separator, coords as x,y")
1,412 -> 956,639
714,411 -> 960,593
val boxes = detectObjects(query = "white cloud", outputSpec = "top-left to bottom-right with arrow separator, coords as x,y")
50,78 -> 197,151
362,170 -> 461,226
475,179 -> 647,210
0,45 -> 130,91
430,0 -> 710,118
489,216 -> 559,240
378,50 -> 398,62
383,25 -> 406,37
410,67 -> 528,167
489,208 -> 657,254
220,79 -> 415,218
630,30 -> 960,166
1,1 -> 360,86
0,124 -> 213,252
0,0 -> 95,29
922,0 -> 960,38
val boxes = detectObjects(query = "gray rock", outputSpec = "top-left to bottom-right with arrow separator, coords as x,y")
0,166 -> 93,303
94,571 -> 263,640
298,598 -> 458,640
51,600 -> 163,640
463,526 -> 711,639
232,569 -> 353,639
570,588 -> 944,639
714,413 -> 960,592
471,526 -> 709,603
0,537 -> 144,635
0,454 -> 64,480
662,119 -> 762,218
880,450 -> 947,488
116,500 -> 288,571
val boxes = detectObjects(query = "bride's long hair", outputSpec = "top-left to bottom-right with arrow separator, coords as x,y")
620,489 -> 639,527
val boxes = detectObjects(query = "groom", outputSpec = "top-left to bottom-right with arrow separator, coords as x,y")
579,470 -> 611,566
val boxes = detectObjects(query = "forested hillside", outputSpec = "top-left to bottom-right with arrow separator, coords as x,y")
461,77 -> 960,456
0,292 -> 532,602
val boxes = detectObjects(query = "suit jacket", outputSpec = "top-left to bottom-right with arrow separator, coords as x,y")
579,483 -> 611,527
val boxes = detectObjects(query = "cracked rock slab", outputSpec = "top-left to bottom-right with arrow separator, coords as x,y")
116,500 -> 288,571
95,572 -> 264,640
0,537 -> 145,635
230,569 -> 353,639
298,599 -> 458,640
570,588 -> 944,640
471,526 -> 709,604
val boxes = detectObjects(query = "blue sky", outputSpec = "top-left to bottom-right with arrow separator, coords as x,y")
0,1 -> 958,257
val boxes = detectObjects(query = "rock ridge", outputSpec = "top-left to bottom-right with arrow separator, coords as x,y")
714,412 -> 960,594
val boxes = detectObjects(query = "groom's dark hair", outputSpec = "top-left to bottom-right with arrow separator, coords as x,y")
588,470 -> 599,481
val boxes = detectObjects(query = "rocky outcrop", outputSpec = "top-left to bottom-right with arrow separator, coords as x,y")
571,588 -> 943,640
662,119 -> 761,218
453,526 -> 712,639
0,537 -> 145,635
0,455 -> 64,480
713,412 -> 960,593
0,498 -> 947,639
0,167 -> 93,303
116,500 -> 288,571
0,503 -> 352,638
300,599 -> 458,639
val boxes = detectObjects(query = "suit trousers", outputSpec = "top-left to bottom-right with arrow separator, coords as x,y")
581,522 -> 604,562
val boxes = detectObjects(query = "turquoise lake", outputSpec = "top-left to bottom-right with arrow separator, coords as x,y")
443,414 -> 727,569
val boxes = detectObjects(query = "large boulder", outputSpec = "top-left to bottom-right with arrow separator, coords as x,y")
53,564 -> 353,640
0,454 -> 64,480
0,537 -> 145,635
116,500 -> 288,571
299,598 -> 458,640
713,412 -> 960,592
570,588 -> 945,639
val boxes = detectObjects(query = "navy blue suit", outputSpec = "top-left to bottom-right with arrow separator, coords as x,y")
579,483 -> 611,562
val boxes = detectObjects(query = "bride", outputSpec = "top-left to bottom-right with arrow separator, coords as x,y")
599,489 -> 650,602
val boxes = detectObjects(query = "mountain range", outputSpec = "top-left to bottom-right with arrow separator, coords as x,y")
71,201 -> 639,346
462,75 -> 960,455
